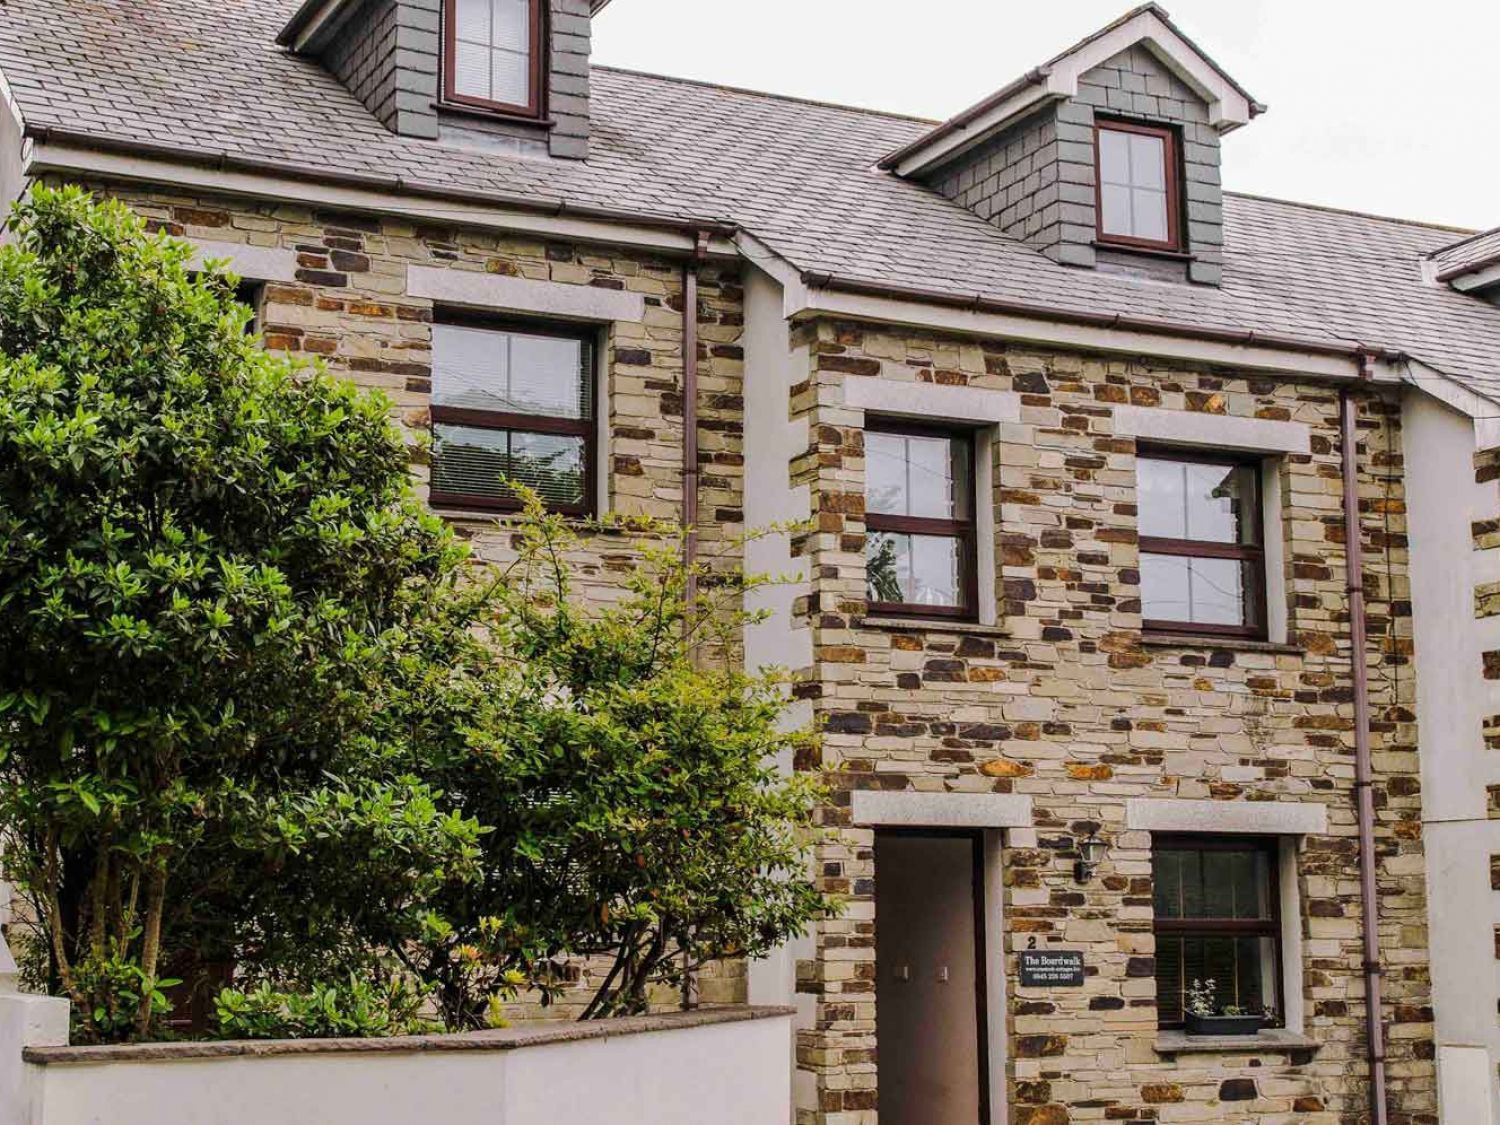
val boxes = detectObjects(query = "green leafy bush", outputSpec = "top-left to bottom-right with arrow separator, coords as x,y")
213,977 -> 440,1040
0,187 -> 482,1041
406,500 -> 834,1026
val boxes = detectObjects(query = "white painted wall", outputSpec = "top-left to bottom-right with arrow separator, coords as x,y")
9,1010 -> 791,1125
1402,390 -> 1500,1124
740,266 -> 817,1111
0,70 -> 27,226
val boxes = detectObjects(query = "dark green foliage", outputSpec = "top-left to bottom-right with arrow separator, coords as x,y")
0,186 -> 482,1041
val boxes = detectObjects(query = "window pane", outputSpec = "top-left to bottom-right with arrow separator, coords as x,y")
507,431 -> 585,507
906,434 -> 952,517
432,424 -> 585,508
1129,132 -> 1166,190
490,46 -> 530,106
433,325 -> 591,420
452,41 -> 491,99
1138,458 -> 1187,539
492,0 -> 530,48
1131,187 -> 1168,243
1141,553 -> 1250,627
1153,850 -> 1183,919
1098,128 -> 1130,186
1100,183 -> 1132,238
864,432 -> 970,519
506,332 -> 587,418
1184,462 -> 1257,545
1140,457 -> 1258,547
866,532 -> 963,609
1157,846 -> 1274,922
866,432 -> 909,516
454,0 -> 491,43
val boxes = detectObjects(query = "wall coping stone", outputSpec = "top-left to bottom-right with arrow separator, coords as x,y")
23,1005 -> 793,1067
850,791 -> 1033,829
1126,798 -> 1327,836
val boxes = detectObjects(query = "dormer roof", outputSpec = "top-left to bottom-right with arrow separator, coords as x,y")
1431,227 -> 1500,293
880,3 -> 1265,179
278,0 -> 614,53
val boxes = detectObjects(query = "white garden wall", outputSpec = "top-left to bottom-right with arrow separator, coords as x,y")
1,998 -> 792,1125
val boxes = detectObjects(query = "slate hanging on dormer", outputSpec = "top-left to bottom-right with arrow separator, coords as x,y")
880,4 -> 1264,286
277,0 -> 605,159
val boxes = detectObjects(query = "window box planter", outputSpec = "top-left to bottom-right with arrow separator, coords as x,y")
1185,1012 -> 1264,1037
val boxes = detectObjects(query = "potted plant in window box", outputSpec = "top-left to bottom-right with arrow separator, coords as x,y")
1184,979 -> 1265,1036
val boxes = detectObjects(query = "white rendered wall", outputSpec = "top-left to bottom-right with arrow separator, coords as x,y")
16,1012 -> 791,1125
1402,391 -> 1500,1124
740,266 -> 816,1112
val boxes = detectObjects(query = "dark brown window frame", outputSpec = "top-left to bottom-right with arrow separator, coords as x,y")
1094,117 -> 1184,253
428,310 -> 598,517
1138,448 -> 1267,640
864,419 -> 979,621
1151,834 -> 1285,1030
441,0 -> 547,120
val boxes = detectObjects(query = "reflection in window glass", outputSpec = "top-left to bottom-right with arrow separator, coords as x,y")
432,425 -> 585,509
866,532 -> 962,609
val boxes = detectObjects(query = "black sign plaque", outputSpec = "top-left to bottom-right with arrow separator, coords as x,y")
1018,949 -> 1085,987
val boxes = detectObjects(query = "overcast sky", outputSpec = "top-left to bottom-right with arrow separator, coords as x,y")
592,0 -> 1497,232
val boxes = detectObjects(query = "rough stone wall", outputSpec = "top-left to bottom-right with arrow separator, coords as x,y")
78,180 -> 746,1013
326,0 -> 441,141
787,320 -> 1432,1123
928,44 -> 1225,284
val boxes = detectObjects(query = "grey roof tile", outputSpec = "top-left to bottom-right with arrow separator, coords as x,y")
3,0 -> 1500,400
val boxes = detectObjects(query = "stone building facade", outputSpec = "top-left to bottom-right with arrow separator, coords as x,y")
781,321 -> 1431,1122
7,1 -> 1500,1122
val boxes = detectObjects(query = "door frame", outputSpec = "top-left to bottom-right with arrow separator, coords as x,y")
874,827 -> 1005,1125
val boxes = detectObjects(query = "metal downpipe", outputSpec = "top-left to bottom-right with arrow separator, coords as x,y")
1339,363 -> 1389,1125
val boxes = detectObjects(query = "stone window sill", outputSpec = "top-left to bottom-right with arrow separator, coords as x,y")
1153,1029 -> 1319,1056
857,616 -> 1010,638
1141,632 -> 1302,656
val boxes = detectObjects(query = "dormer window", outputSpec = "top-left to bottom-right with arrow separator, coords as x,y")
1095,120 -> 1181,252
444,0 -> 544,117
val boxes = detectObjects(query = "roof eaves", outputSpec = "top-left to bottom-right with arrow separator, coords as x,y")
797,269 -> 1391,367
876,67 -> 1051,171
23,125 -> 740,240
277,0 -> 363,51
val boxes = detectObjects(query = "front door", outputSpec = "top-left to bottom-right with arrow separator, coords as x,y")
875,831 -> 988,1125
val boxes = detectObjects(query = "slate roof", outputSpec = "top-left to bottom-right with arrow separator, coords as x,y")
3,0 -> 1499,401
